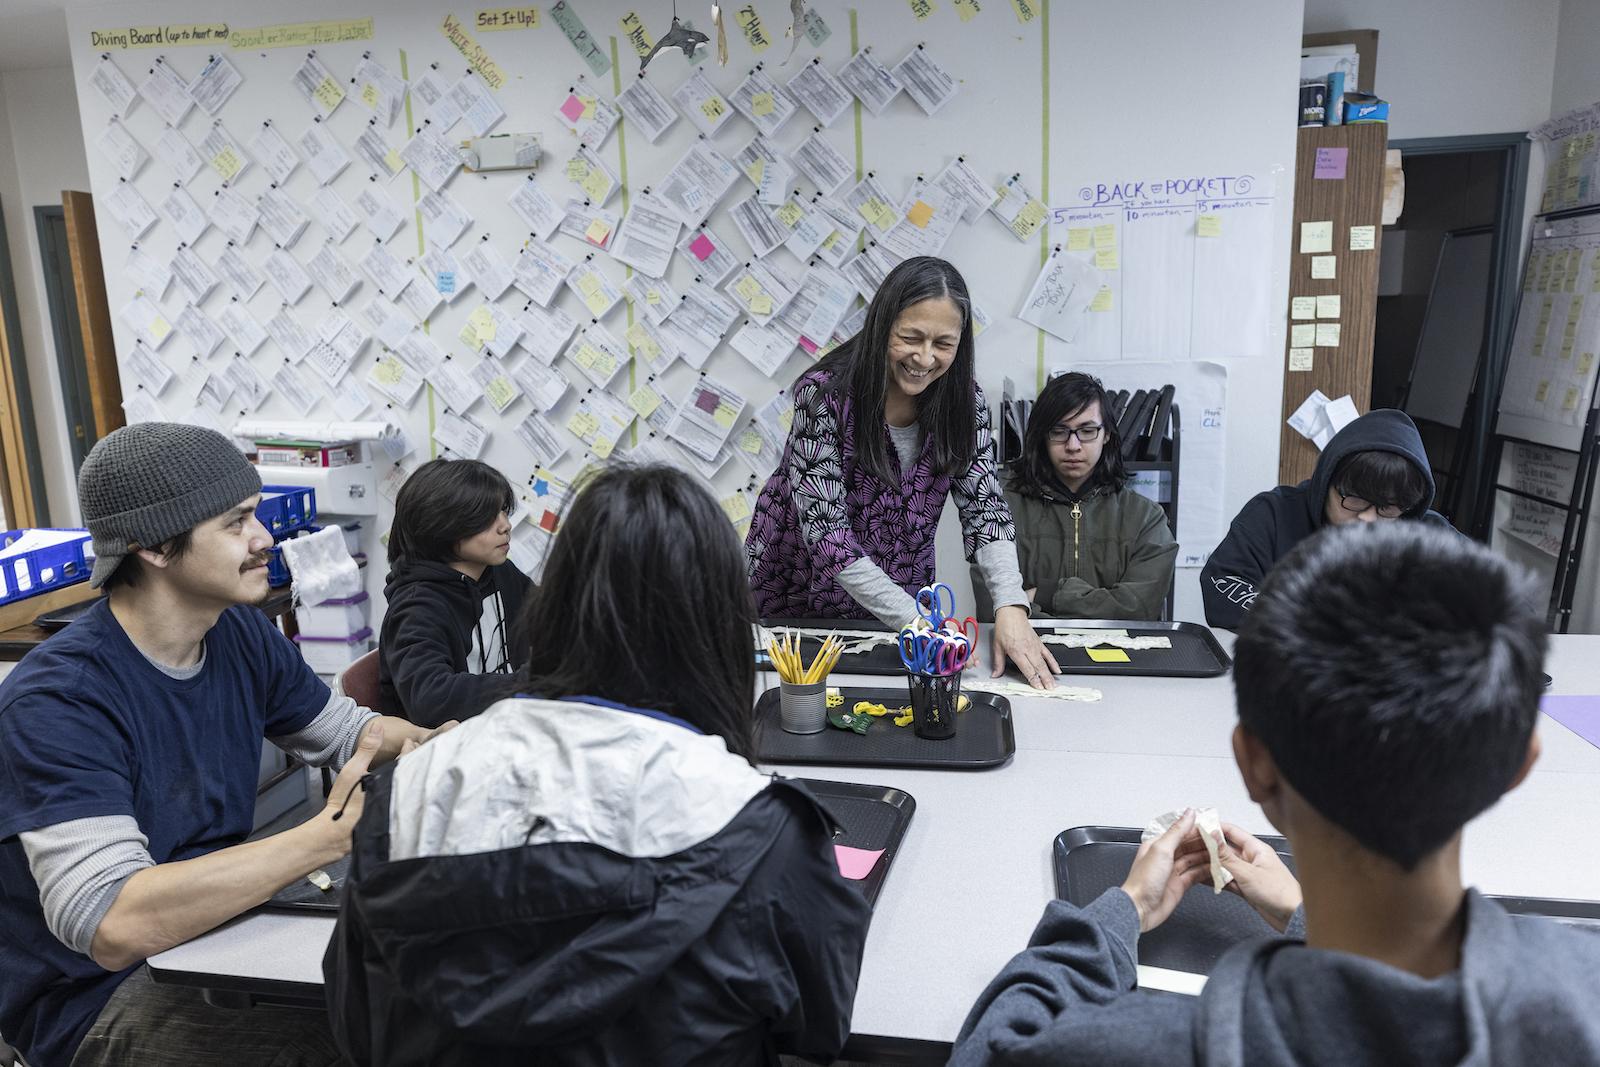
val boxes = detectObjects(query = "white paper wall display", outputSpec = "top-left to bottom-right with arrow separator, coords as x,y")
448,72 -> 504,138
514,410 -> 568,466
419,246 -> 473,304
507,177 -> 568,238
677,223 -> 742,287
262,248 -> 313,304
615,74 -> 678,144
836,48 -> 902,117
398,125 -> 461,193
308,187 -> 360,243
199,122 -> 253,183
299,122 -> 351,185
124,247 -> 171,298
306,244 -> 361,304
215,246 -> 265,300
412,69 -> 461,129
151,127 -> 203,184
891,45 -> 958,116
657,140 -> 740,229
187,55 -> 243,116
170,246 -> 218,304
125,341 -> 174,394
291,53 -> 346,119
215,302 -> 268,356
610,192 -> 682,279
352,57 -> 409,128
787,59 -> 853,127
210,187 -> 259,244
96,119 -> 147,181
159,186 -> 210,244
354,186 -> 406,241
512,241 -> 576,307
267,306 -> 314,359
258,187 -> 310,248
665,372 -> 747,461
790,130 -> 852,196
460,243 -> 515,301
673,70 -> 736,139
248,123 -> 300,185
138,59 -> 194,127
516,302 -> 580,363
352,125 -> 406,181
558,198 -> 621,251
88,57 -> 139,116
563,323 -> 628,388
728,195 -> 788,259
119,294 -> 173,349
418,190 -> 472,247
553,89 -> 620,151
1017,249 -> 1107,343
728,68 -> 800,138
433,410 -> 489,459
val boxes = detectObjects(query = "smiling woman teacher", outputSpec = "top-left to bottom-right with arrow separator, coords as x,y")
747,257 -> 1060,688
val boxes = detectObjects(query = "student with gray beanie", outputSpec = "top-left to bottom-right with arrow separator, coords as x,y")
0,423 -> 456,1067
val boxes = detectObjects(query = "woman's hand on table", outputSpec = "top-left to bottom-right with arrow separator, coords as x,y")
991,604 -> 1060,689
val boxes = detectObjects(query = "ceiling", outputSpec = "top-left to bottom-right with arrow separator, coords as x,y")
0,4 -> 72,73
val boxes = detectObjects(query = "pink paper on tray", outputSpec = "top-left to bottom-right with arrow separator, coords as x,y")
834,845 -> 884,880
1541,695 -> 1600,751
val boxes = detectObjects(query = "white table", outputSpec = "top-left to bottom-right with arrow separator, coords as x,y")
150,631 -> 1600,1060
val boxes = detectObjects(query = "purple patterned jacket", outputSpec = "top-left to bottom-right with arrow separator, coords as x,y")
746,366 -> 1016,619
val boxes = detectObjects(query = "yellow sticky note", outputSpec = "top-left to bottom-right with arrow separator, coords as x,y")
566,158 -> 589,180
1316,295 -> 1341,319
712,401 -> 738,427
360,82 -> 380,108
907,200 -> 935,228
469,305 -> 497,330
567,409 -> 601,436
1089,288 -> 1112,312
750,293 -> 773,315
591,433 -> 615,459
629,383 -> 662,417
821,230 -> 842,251
1197,214 -> 1221,237
314,75 -> 345,112
1300,220 -> 1333,254
576,273 -> 601,297
720,492 -> 752,523
1310,256 -> 1336,280
907,0 -> 937,20
740,430 -> 763,453
700,95 -> 726,123
572,343 -> 601,368
751,92 -> 776,116
578,95 -> 597,119
1565,387 -> 1580,411
1086,647 -> 1130,663
1349,225 -> 1376,251
584,218 -> 611,245
776,201 -> 804,227
1011,199 -> 1047,239
1290,324 -> 1316,347
485,376 -> 515,408
584,290 -> 611,316
1535,381 -> 1550,404
859,196 -> 889,226
458,322 -> 484,349
779,407 -> 794,431
1288,348 -> 1314,371
645,289 -> 660,304
476,320 -> 497,342
745,157 -> 765,185
1315,322 -> 1341,347
953,0 -> 981,20
1581,352 -> 1595,375
1066,227 -> 1091,250
1008,0 -> 1038,23
210,146 -> 242,181
734,274 -> 762,301
372,356 -> 405,385
580,168 -> 610,201
1092,223 -> 1116,247
150,315 -> 171,341
1291,297 -> 1316,319
1094,248 -> 1118,271
624,321 -> 650,346
382,147 -> 404,174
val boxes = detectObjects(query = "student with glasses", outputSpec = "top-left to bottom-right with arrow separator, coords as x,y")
975,372 -> 1177,620
1201,408 -> 1457,629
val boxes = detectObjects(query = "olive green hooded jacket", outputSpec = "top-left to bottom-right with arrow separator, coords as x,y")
972,479 -> 1177,621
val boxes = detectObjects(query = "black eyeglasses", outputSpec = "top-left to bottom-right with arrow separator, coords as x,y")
1047,424 -> 1103,444
1339,495 -> 1407,519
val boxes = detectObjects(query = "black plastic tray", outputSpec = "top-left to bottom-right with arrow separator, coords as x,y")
34,597 -> 97,631
1054,826 -> 1600,977
756,685 -> 1014,769
263,780 -> 914,913
759,617 -> 907,676
803,778 -> 916,905
1030,619 -> 1232,678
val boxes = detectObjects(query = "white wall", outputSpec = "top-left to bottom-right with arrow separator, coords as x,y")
1550,0 -> 1600,120
0,67 -> 92,526
1303,0 -> 1562,139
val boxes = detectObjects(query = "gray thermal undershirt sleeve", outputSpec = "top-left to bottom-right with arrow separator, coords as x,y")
975,539 -> 1030,612
837,558 -> 921,628
20,816 -> 153,956
270,691 -> 379,771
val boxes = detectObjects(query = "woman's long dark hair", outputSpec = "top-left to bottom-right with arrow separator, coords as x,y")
513,463 -> 760,762
817,256 -> 976,484
1011,372 -> 1128,496
387,458 -> 515,565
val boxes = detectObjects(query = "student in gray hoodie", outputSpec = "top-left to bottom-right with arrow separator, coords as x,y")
951,521 -> 1600,1067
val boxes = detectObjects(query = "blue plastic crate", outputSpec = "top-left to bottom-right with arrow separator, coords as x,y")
0,528 -> 94,606
258,485 -> 317,536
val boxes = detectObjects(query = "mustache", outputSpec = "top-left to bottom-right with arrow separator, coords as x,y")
241,550 -> 273,573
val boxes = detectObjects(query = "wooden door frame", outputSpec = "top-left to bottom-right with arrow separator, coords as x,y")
35,204 -> 94,471
60,190 -> 123,445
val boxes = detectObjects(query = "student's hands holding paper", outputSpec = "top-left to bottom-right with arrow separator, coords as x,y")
1182,822 -> 1303,932
992,604 -> 1060,689
1119,809 -> 1213,932
399,719 -> 459,757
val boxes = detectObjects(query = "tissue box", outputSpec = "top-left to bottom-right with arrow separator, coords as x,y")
1342,91 -> 1389,124
297,591 -> 370,639
293,627 -> 373,674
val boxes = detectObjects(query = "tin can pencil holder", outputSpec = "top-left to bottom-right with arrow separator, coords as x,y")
779,679 -> 829,734
907,671 -> 961,740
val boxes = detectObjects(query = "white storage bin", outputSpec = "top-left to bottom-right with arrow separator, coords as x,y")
297,591 -> 371,638
293,627 -> 372,674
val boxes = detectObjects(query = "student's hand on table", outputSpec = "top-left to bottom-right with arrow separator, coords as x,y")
991,604 -> 1059,689
1212,822 -> 1303,932
1119,809 -> 1211,932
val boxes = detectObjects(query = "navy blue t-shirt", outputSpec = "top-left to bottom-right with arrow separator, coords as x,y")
0,598 -> 329,1067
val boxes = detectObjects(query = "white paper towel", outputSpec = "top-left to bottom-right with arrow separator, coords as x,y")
232,419 -> 397,442
278,525 -> 362,608
1142,807 -> 1234,894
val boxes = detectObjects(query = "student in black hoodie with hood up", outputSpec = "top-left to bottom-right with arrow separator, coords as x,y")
1201,408 -> 1456,629
378,459 -> 534,725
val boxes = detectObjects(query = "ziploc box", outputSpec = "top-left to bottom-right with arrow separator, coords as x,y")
1342,92 -> 1389,124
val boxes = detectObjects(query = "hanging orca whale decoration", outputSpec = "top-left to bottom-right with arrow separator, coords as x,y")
639,16 -> 712,72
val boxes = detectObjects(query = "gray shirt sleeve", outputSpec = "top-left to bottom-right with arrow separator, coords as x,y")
269,690 -> 379,771
837,557 -> 921,628
19,815 -> 153,956
975,539 -> 1030,613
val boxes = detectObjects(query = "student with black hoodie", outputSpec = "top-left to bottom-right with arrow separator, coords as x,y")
1200,408 -> 1455,629
951,522 -> 1600,1066
327,463 -> 872,1066
378,459 -> 534,726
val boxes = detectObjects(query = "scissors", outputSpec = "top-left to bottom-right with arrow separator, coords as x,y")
943,615 -> 978,648
898,628 -> 970,676
916,583 -> 957,630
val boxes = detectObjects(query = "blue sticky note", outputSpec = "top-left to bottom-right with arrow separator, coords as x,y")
437,271 -> 455,293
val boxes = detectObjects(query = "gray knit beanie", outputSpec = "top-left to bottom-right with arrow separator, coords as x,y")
78,423 -> 262,588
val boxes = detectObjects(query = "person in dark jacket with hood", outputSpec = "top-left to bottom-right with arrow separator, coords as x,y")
327,463 -> 872,1067
1201,408 -> 1455,629
975,372 -> 1176,620
951,522 -> 1600,1067
378,458 -> 534,726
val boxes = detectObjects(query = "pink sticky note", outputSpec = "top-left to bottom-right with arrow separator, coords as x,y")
797,335 -> 819,355
694,388 -> 721,414
559,94 -> 587,123
835,845 -> 885,880
1314,147 -> 1348,179
688,233 -> 717,261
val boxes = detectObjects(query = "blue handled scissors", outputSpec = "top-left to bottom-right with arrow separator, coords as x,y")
899,628 -> 971,676
916,583 -> 957,630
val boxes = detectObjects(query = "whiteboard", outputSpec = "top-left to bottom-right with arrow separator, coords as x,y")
1404,227 -> 1492,429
